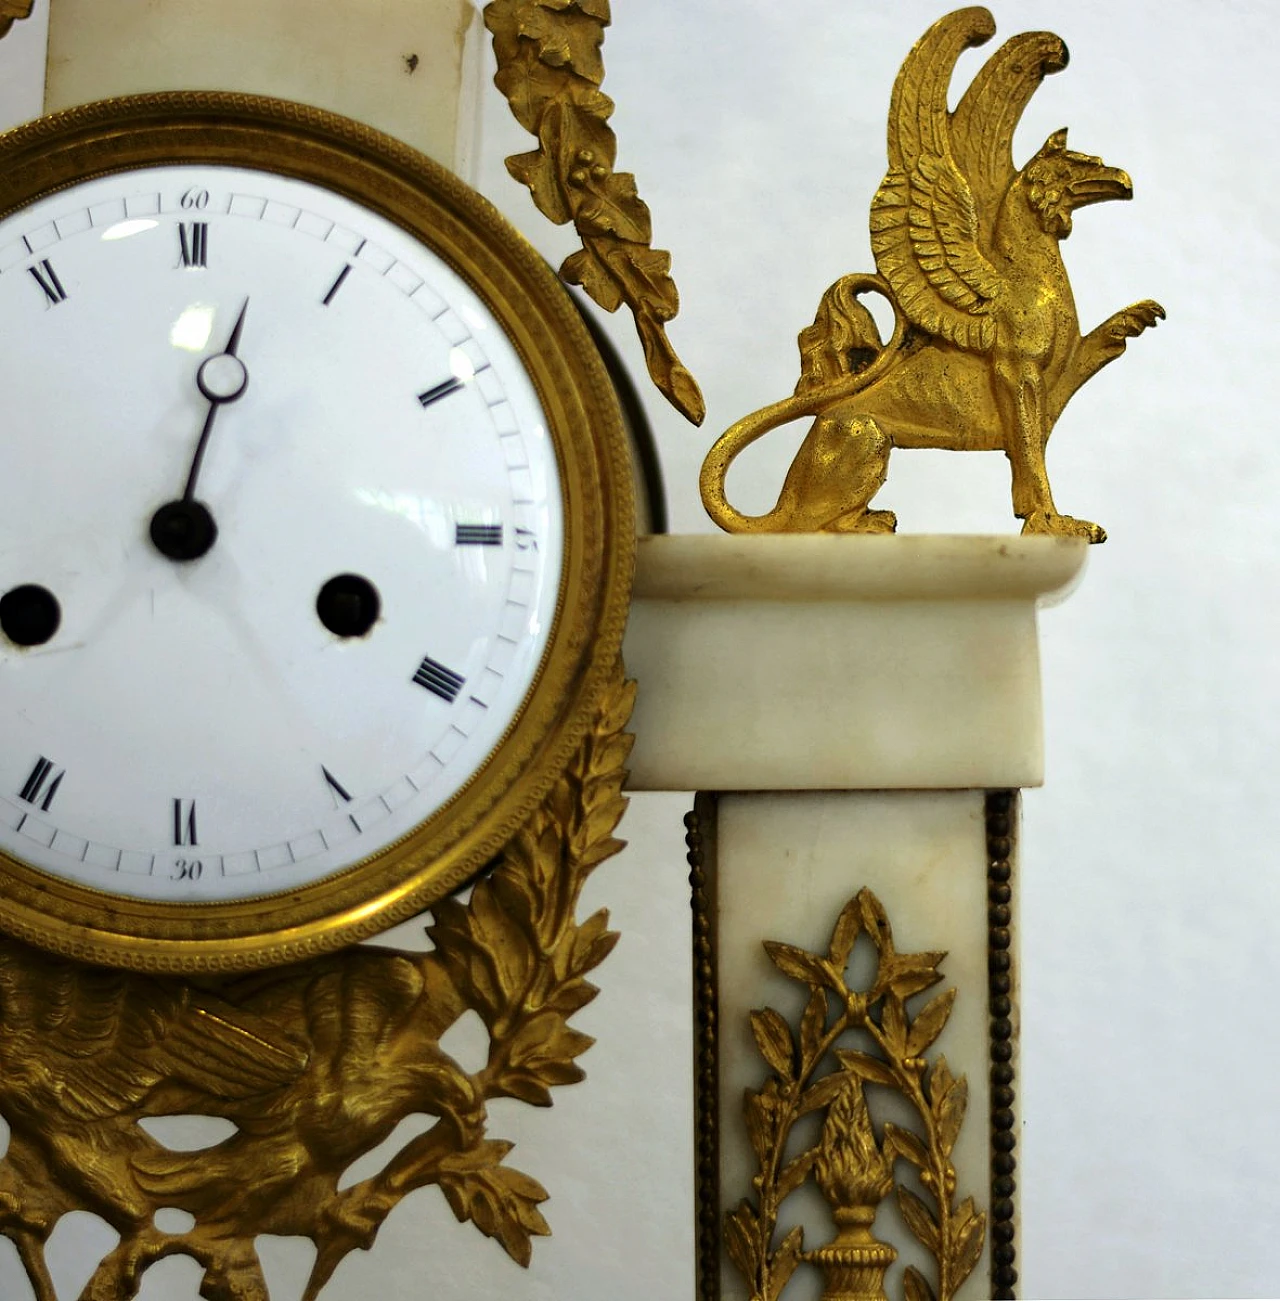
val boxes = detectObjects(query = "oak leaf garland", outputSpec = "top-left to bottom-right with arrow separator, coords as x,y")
0,0 -> 32,41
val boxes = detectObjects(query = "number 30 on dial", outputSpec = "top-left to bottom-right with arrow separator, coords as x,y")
0,94 -> 634,971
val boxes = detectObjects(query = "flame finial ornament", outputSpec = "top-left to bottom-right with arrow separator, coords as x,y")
726,888 -> 985,1301
809,1083 -> 898,1301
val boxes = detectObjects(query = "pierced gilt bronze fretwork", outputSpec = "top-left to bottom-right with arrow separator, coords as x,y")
483,0 -> 705,426
0,667 -> 635,1301
701,6 -> 1163,541
727,888 -> 985,1301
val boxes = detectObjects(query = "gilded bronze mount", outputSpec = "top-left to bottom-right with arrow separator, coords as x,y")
688,792 -> 1022,1301
700,6 -> 1163,542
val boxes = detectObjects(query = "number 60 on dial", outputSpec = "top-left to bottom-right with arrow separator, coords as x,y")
0,94 -> 635,971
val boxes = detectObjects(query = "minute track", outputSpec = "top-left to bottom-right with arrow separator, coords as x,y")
0,93 -> 631,971
0,163 -> 559,900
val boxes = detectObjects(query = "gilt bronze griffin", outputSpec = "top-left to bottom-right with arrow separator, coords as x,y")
701,7 -> 1164,542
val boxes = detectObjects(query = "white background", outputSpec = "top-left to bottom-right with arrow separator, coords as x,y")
3,2 -> 1279,1298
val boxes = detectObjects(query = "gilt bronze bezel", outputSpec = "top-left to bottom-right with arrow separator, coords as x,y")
0,93 -> 635,972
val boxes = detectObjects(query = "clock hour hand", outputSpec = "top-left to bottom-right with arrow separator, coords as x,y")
183,297 -> 250,501
149,298 -> 251,562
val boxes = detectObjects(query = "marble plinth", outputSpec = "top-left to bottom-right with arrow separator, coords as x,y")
626,534 -> 1078,1301
624,534 -> 1086,792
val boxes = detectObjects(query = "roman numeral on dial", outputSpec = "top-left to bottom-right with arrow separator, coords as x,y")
173,798 -> 198,846
18,756 -> 64,811
417,377 -> 463,409
322,766 -> 353,805
412,654 -> 465,703
178,221 -> 209,268
322,264 -> 352,306
455,523 -> 503,546
28,260 -> 67,306
322,766 -> 362,831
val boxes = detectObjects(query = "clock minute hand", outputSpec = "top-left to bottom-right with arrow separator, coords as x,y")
149,298 -> 250,563
182,297 -> 250,502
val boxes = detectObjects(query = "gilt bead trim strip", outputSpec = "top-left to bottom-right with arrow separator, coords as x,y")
987,789 -> 1019,1299
688,794 -> 721,1301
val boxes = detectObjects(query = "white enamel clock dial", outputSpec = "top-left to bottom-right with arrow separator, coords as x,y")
0,163 -> 565,904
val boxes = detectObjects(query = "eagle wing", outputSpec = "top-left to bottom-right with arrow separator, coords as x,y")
0,946 -> 308,1123
869,7 -> 1003,353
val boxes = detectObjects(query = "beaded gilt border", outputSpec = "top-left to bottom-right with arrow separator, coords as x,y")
687,794 -> 720,1301
690,791 -> 1020,1300
986,790 -> 1019,1298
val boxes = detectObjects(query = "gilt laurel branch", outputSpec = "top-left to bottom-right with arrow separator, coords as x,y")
0,661 -> 636,1301
419,656 -> 637,1261
483,0 -> 705,425
726,888 -> 987,1301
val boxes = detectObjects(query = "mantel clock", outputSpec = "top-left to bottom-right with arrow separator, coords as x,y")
0,89 -> 640,1300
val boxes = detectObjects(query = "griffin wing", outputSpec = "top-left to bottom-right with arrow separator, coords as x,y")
869,6 -> 1003,353
950,30 -> 1069,237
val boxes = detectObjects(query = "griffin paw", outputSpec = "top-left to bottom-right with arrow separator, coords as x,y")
1021,511 -> 1106,544
0,1189 -> 52,1240
830,508 -> 897,534
1109,299 -> 1165,340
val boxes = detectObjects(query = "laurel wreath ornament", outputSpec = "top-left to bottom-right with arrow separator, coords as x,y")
726,888 -> 986,1301
0,664 -> 635,1300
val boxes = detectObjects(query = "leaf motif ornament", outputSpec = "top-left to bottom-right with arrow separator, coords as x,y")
727,888 -> 986,1301
483,0 -> 705,424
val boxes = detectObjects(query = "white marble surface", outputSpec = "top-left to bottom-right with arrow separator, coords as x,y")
626,535 -> 1086,792
43,0 -> 476,167
716,792 -> 993,1301
632,533 -> 1087,604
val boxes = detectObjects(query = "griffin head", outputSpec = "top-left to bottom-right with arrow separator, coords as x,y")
869,7 -> 1140,350
1022,128 -> 1133,238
